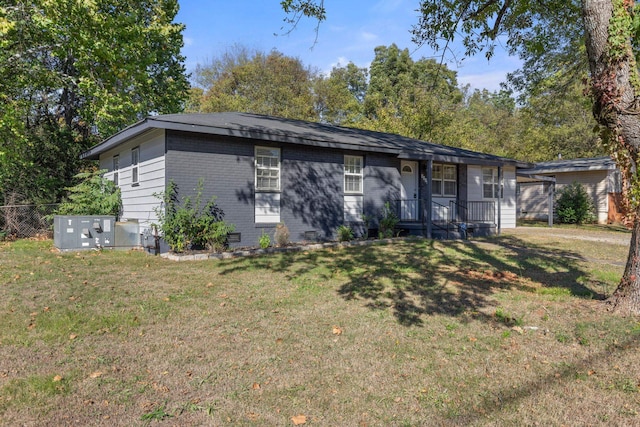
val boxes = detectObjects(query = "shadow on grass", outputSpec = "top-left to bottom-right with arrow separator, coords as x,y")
454,328 -> 640,424
218,235 -> 598,327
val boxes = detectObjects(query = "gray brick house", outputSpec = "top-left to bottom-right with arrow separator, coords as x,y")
81,113 -> 528,249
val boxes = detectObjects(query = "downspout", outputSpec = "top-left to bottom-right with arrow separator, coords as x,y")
497,166 -> 502,235
426,158 -> 433,239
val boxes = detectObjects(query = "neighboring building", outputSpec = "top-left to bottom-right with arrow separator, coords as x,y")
81,113 -> 529,250
518,156 -> 623,224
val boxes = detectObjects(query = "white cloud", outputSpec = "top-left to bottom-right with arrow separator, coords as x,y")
457,70 -> 509,92
183,37 -> 194,47
360,31 -> 377,42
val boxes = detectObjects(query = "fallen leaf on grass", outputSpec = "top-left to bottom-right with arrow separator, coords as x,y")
53,375 -> 63,382
90,371 -> 103,379
69,334 -> 78,340
291,414 -> 307,425
252,382 -> 261,390
332,326 -> 343,335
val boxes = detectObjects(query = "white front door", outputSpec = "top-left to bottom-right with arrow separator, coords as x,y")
400,161 -> 418,220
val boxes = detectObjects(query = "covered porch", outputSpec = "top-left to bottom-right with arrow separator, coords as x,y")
390,158 -> 507,239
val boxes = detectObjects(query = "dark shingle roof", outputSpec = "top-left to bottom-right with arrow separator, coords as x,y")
519,156 -> 616,175
81,112 -> 528,166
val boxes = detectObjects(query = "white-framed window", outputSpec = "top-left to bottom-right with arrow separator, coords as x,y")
255,146 -> 280,191
112,155 -> 119,186
131,147 -> 139,185
344,155 -> 363,194
482,167 -> 500,198
431,163 -> 456,196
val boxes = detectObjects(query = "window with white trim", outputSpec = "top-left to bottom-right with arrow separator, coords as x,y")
255,147 -> 280,191
482,168 -> 500,198
344,155 -> 363,193
431,163 -> 456,196
131,147 -> 139,185
112,155 -> 119,186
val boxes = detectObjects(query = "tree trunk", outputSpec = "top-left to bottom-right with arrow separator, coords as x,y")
583,0 -> 640,314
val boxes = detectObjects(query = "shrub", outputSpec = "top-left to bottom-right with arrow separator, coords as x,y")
378,201 -> 399,238
274,222 -> 290,247
555,182 -> 595,224
154,179 -> 234,253
55,169 -> 121,218
337,225 -> 354,241
259,230 -> 271,249
361,213 -> 373,239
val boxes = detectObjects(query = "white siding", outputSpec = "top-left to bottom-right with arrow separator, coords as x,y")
555,171 -> 609,223
432,196 -> 456,221
519,170 -> 610,224
344,195 -> 363,222
501,166 -> 516,228
99,129 -> 166,232
255,193 -> 281,223
467,165 -> 516,229
519,182 -> 553,221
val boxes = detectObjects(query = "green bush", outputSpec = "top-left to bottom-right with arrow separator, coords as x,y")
55,169 -> 121,217
154,179 -> 234,253
337,225 -> 354,241
259,230 -> 271,249
379,201 -> 399,238
555,182 -> 595,224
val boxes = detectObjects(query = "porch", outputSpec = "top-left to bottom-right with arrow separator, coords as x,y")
393,199 -> 497,239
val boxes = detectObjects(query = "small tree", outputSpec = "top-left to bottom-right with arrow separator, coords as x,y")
56,170 -> 121,217
379,201 -> 399,238
274,222 -> 290,247
555,182 -> 595,225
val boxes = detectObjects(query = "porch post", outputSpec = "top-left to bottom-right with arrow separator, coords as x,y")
497,166 -> 502,235
548,181 -> 555,227
426,159 -> 432,239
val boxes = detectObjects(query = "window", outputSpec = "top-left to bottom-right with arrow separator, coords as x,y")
431,163 -> 456,196
112,155 -> 119,186
131,147 -> 139,185
432,164 -> 442,195
344,155 -> 363,193
482,168 -> 500,198
443,165 -> 457,196
255,147 -> 280,191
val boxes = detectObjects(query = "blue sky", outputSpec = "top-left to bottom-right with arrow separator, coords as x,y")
176,0 -> 521,91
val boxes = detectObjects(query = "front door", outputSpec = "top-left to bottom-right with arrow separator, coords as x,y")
400,161 -> 418,220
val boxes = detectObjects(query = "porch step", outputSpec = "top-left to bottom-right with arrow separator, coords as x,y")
398,221 -> 497,239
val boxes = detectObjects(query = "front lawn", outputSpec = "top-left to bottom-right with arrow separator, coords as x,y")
0,230 -> 637,426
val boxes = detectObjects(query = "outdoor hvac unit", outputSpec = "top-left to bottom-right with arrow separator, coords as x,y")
54,215 -> 116,251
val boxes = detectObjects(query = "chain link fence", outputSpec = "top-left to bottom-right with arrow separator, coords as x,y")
0,204 -> 59,239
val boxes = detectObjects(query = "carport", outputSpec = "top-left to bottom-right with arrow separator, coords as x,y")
516,173 -> 556,227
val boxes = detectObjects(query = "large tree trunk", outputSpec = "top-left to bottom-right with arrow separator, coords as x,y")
583,0 -> 640,315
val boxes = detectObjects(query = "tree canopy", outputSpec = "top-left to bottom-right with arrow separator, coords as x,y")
189,42 -> 602,162
0,0 -> 189,204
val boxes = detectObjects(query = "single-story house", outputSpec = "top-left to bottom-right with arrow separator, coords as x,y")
517,156 -> 623,224
80,113 -> 530,250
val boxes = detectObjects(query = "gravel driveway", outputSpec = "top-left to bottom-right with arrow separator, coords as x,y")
505,226 -> 631,246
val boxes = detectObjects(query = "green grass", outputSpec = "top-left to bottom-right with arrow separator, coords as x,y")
0,229 -> 636,426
